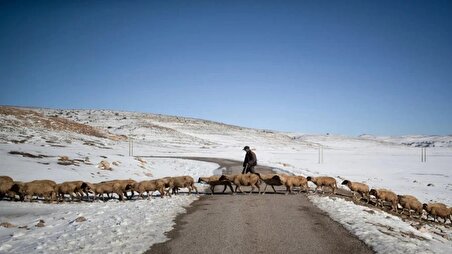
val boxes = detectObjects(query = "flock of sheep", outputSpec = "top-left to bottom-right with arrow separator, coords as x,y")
1,172 -> 451,224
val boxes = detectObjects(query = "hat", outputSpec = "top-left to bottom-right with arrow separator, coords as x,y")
243,146 -> 250,150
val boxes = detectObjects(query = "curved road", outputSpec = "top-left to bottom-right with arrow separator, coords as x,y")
145,157 -> 374,254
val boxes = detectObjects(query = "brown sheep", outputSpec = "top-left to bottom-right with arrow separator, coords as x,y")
281,175 -> 308,194
132,180 -> 165,199
369,188 -> 398,212
171,176 -> 198,195
56,181 -> 91,202
158,177 -> 175,197
198,176 -> 234,194
7,181 -> 25,201
101,179 -> 136,200
423,203 -> 451,223
258,174 -> 287,194
341,180 -> 370,203
219,173 -> 261,194
307,176 -> 337,194
19,180 -> 57,202
449,207 -> 452,223
397,195 -> 423,218
90,182 -> 129,201
0,176 -> 14,200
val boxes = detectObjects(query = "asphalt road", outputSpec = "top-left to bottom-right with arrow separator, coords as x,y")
145,157 -> 374,254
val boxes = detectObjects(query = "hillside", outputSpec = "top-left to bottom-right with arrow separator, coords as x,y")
1,106 -> 452,253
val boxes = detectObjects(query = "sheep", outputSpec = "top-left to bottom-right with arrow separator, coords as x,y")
89,181 -> 126,201
101,179 -> 136,200
369,188 -> 398,212
281,175 -> 308,194
7,181 -> 25,201
341,180 -> 370,203
158,177 -> 175,196
449,207 -> 452,223
219,173 -> 261,194
423,203 -> 451,223
197,176 -> 234,194
131,180 -> 165,199
307,176 -> 337,194
18,180 -> 57,202
171,176 -> 198,195
56,181 -> 91,202
397,195 -> 423,218
0,176 -> 14,200
257,174 -> 287,194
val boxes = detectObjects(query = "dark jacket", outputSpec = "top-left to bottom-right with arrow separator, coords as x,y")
243,150 -> 257,167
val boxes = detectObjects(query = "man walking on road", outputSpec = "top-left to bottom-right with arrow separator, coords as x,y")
242,146 -> 257,174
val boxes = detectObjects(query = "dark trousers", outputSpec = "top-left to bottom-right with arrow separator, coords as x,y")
242,165 -> 256,174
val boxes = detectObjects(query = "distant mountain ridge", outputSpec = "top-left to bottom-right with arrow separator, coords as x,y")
1,106 -> 451,148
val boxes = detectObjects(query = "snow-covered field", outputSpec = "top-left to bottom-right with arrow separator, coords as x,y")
0,196 -> 196,253
1,106 -> 451,253
309,195 -> 452,254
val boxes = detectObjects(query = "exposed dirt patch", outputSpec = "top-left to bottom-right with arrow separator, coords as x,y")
0,222 -> 16,228
0,106 -> 125,141
9,151 -> 50,159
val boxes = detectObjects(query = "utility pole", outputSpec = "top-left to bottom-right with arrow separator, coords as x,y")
318,145 -> 324,164
421,147 -> 426,163
129,136 -> 134,157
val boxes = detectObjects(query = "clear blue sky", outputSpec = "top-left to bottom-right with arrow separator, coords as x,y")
1,0 -> 451,136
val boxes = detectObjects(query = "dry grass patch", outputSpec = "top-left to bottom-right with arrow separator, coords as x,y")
0,106 -> 126,141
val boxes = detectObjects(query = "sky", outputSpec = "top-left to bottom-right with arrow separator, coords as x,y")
1,0 -> 451,136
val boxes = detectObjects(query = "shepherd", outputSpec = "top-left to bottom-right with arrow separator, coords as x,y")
242,146 -> 257,174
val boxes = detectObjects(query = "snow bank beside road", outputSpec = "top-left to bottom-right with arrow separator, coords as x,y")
0,196 -> 197,253
309,195 -> 452,254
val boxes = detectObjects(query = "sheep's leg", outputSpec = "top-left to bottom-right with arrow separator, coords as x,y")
298,185 -> 303,194
249,185 -> 255,195
210,186 -> 215,195
193,184 -> 198,194
271,185 -> 277,193
69,193 -> 75,202
237,186 -> 244,194
227,183 -> 234,194
165,188 -> 172,197
256,183 -> 261,195
75,191 -> 82,201
117,192 -> 124,201
221,185 -> 227,193
262,184 -> 268,195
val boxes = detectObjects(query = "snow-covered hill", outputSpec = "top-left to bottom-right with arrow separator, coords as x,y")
1,106 -> 451,203
1,106 -> 451,253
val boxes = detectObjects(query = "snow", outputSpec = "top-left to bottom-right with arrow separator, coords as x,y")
309,195 -> 452,254
1,107 -> 451,252
0,196 -> 197,253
